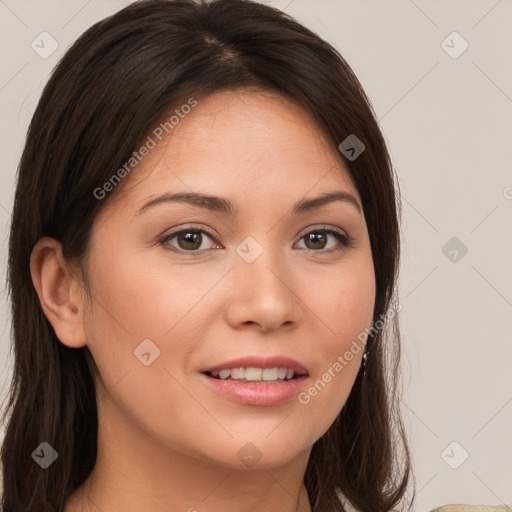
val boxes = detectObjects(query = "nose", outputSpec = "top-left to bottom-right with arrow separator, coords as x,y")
224,246 -> 300,333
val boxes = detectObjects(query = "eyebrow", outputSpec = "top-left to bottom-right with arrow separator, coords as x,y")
135,190 -> 362,216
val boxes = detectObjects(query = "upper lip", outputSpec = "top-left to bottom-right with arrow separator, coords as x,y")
201,355 -> 309,376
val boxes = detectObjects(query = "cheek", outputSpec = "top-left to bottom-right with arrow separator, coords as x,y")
82,248 -> 229,395
297,255 -> 375,428
85,246 -> 222,339
313,254 -> 376,349
81,250 -> 217,441
334,269 -> 375,340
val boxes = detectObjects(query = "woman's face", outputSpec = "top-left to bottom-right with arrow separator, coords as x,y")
80,90 -> 375,470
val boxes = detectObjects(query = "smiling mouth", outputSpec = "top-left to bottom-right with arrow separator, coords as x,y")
203,370 -> 300,383
200,368 -> 309,406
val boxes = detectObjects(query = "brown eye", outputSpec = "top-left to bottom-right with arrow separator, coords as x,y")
159,225 -> 353,255
296,227 -> 352,254
160,228 -> 218,253
303,232 -> 328,250
175,231 -> 204,251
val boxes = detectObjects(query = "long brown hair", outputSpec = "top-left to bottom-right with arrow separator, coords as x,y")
1,0 -> 414,510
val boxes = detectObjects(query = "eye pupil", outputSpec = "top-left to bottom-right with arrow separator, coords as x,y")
178,231 -> 202,250
305,232 -> 327,250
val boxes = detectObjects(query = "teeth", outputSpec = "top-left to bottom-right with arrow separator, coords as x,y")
245,367 -> 263,381
218,369 -> 231,379
231,367 -> 245,379
262,368 -> 279,381
210,367 -> 296,381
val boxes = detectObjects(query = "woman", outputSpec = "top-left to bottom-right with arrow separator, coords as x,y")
1,0 -> 414,510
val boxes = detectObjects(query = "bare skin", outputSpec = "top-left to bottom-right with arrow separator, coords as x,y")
30,90 -> 375,512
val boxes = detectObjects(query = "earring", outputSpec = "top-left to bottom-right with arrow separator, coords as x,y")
361,349 -> 368,377
361,338 -> 372,377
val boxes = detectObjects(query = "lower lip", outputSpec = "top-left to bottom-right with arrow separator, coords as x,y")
200,373 -> 308,406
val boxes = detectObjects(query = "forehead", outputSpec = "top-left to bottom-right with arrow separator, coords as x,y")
102,90 -> 359,217
162,91 -> 344,173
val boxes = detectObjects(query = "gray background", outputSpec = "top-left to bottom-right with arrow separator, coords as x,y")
1,0 -> 511,509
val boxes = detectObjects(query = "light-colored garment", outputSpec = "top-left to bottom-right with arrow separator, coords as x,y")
429,506 -> 512,512
338,488 -> 512,511
338,492 -> 512,512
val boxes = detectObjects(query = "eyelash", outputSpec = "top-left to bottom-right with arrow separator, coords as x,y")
158,224 -> 354,256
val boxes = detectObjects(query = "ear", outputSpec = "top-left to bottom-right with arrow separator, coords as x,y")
30,237 -> 88,348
